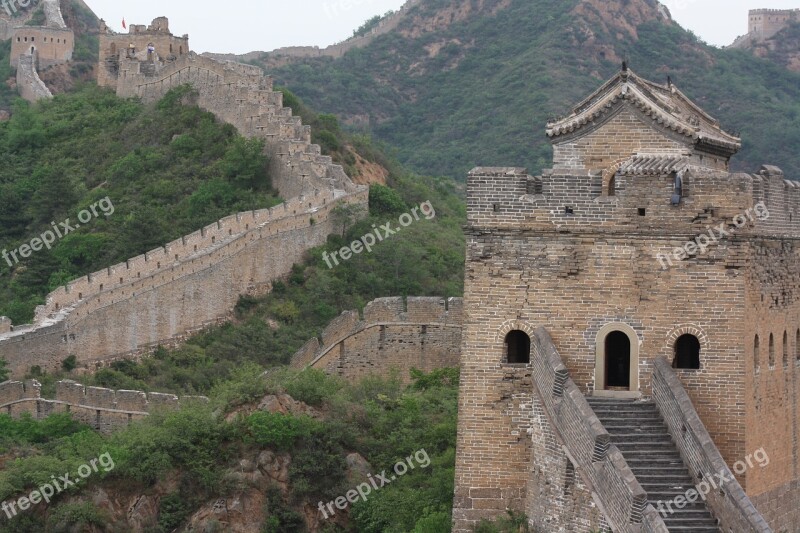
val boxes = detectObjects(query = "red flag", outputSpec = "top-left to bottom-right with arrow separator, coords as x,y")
122,18 -> 126,29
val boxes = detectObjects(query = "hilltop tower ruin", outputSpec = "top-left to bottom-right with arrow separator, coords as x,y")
97,16 -> 190,90
8,0 -> 74,69
732,8 -> 800,49
748,8 -> 799,42
453,68 -> 797,532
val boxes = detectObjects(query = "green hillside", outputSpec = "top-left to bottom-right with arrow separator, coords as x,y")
0,85 -> 468,532
0,86 -> 280,323
263,0 -> 800,179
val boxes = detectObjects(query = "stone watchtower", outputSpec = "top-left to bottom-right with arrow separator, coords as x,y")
453,67 -> 800,532
748,8 -> 800,42
97,17 -> 190,90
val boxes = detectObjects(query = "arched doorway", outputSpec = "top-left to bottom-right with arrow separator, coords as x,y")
594,323 -> 640,396
605,331 -> 631,387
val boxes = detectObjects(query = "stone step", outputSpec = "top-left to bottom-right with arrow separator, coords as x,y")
662,518 -> 719,529
589,397 -> 721,532
607,433 -> 674,443
592,407 -> 660,416
616,441 -> 677,451
636,473 -> 693,483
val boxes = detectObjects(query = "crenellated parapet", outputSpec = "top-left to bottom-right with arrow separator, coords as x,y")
466,163 -> 800,240
0,379 -> 207,433
291,297 -> 463,381
0,187 -> 368,376
732,8 -> 800,47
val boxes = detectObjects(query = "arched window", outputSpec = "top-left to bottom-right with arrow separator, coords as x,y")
505,330 -> 531,364
769,333 -> 775,367
754,335 -> 760,372
608,174 -> 616,196
673,334 -> 701,370
783,331 -> 788,367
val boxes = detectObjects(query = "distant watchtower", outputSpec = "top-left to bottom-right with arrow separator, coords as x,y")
748,8 -> 800,42
97,17 -> 190,90
453,67 -> 800,532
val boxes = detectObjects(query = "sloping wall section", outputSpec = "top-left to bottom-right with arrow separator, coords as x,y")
292,297 -> 463,382
0,379 -> 206,433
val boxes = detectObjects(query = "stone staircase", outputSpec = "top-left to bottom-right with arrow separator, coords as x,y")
586,397 -> 720,532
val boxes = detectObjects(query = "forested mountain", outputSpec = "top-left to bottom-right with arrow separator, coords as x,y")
241,0 -> 800,179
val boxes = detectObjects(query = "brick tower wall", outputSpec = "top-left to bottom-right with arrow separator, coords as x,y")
748,9 -> 800,41
740,170 -> 800,532
10,26 -> 73,68
453,164 -> 767,529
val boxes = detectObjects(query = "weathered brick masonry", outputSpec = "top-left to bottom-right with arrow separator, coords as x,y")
453,68 -> 795,531
291,297 -> 462,382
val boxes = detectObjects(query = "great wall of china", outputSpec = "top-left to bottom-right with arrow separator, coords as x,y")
0,379 -> 206,433
0,15 -> 370,378
291,296 -> 463,381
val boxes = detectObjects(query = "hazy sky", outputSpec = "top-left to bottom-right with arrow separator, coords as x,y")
84,0 -> 800,55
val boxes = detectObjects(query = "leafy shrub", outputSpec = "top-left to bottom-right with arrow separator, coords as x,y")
0,413 -> 88,450
158,492 -> 192,531
369,184 -> 407,215
0,358 -> 8,382
288,424 -> 349,501
61,355 -> 78,372
246,412 -> 316,450
281,369 -> 344,407
475,510 -> 529,533
46,502 -> 110,532
410,367 -> 459,390
262,486 -> 306,533
211,362 -> 268,412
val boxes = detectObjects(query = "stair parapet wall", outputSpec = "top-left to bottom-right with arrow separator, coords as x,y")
0,379 -> 207,433
651,357 -> 772,533
529,327 -> 668,532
